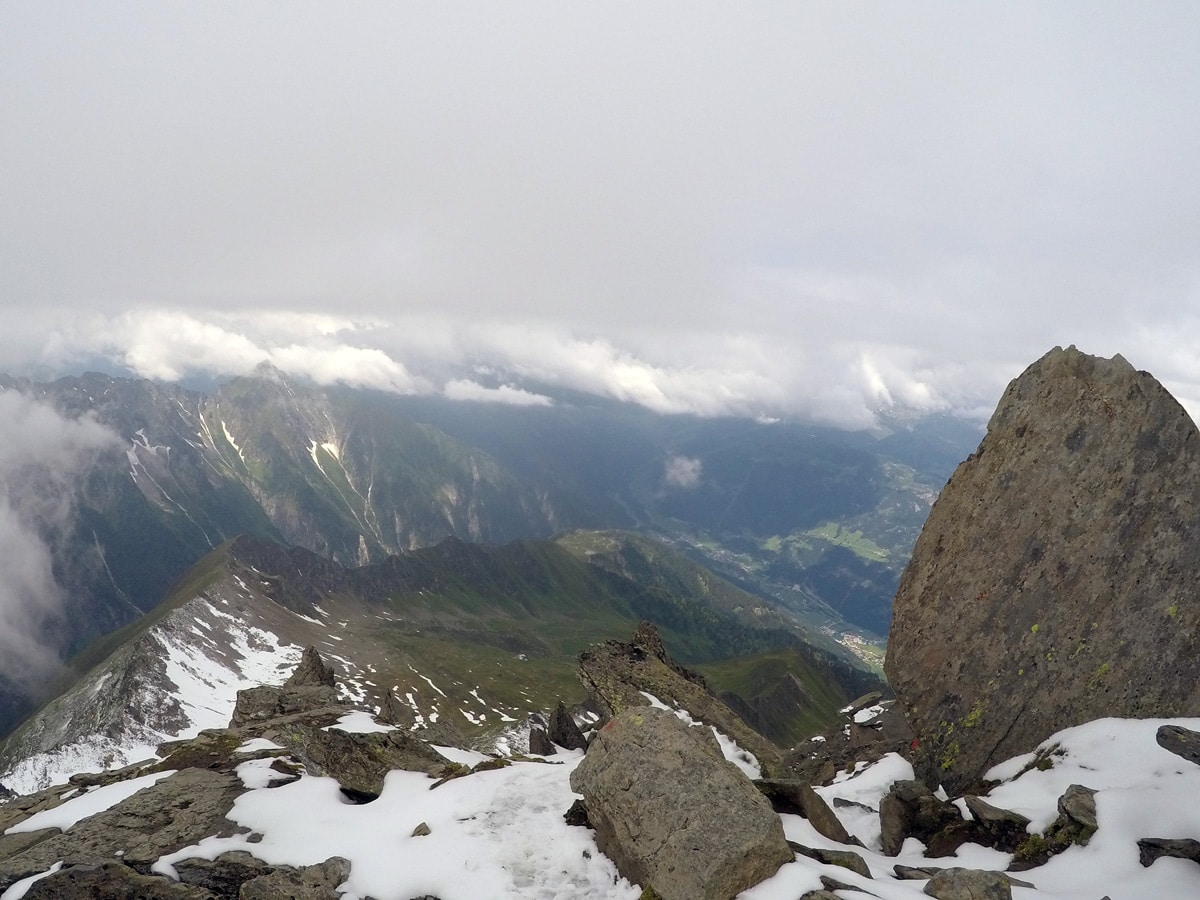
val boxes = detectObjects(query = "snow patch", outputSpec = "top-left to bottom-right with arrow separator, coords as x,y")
5,771 -> 175,835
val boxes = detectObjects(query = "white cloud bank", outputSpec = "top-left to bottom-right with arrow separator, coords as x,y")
2,4 -> 1199,425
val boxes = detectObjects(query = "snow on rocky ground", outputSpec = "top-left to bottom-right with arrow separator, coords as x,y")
0,599 -> 302,795
5,715 -> 1200,898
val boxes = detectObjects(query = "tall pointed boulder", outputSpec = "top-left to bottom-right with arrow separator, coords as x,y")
886,346 -> 1200,791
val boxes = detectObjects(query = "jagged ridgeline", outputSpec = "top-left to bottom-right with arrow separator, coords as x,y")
0,530 -> 880,789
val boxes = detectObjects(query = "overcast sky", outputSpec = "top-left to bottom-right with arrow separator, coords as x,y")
3,2 -> 1199,427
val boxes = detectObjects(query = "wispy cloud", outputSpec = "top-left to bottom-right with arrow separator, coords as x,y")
664,455 -> 703,490
0,392 -> 120,689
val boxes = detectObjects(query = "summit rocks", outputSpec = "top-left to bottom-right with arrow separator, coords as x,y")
570,706 -> 791,900
886,346 -> 1200,791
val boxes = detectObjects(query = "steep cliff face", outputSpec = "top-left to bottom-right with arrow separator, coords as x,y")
886,346 -> 1200,791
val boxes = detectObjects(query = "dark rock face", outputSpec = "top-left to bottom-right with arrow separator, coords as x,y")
548,701 -> 587,751
886,347 -> 1200,791
1157,724 -> 1200,766
569,706 -> 791,900
286,646 -> 338,688
1138,837 -> 1200,868
878,780 -> 969,858
528,727 -> 555,756
22,862 -> 217,899
757,781 -> 853,844
378,690 -> 416,728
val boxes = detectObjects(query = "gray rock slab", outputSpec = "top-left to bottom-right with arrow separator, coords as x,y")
1156,724 -> 1200,766
570,706 -> 791,900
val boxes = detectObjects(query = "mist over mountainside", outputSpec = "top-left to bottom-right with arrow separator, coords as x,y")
0,369 -> 977,737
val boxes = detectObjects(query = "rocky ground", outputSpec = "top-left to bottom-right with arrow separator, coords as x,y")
1,633 -> 1199,899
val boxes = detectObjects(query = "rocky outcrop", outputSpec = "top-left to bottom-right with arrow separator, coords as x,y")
577,622 -> 783,776
879,780 -> 972,857
569,706 -> 791,900
887,346 -> 1200,791
548,701 -> 587,751
0,768 -> 246,892
263,716 -> 450,797
285,646 -> 338,688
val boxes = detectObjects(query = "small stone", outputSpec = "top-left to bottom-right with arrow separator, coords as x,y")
1057,784 -> 1098,831
411,822 -> 431,837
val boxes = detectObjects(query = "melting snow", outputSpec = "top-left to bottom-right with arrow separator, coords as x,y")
220,420 -> 246,463
5,771 -> 175,835
639,692 -> 762,779
324,712 -> 395,735
154,752 -> 638,900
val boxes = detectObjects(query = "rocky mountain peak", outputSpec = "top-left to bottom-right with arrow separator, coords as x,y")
886,346 -> 1200,791
283,646 -> 337,688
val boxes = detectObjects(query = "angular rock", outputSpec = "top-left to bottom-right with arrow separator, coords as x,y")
0,768 -> 245,892
963,796 -> 1031,852
528,727 -> 555,756
895,864 -> 943,879
923,867 -> 1014,899
757,780 -> 853,844
378,690 -> 416,728
548,701 -> 587,751
563,799 -> 590,827
1138,837 -> 1200,868
1057,783 -> 1098,831
790,843 -> 871,878
411,822 -> 431,837
268,719 -> 449,797
229,685 -> 340,728
577,623 -> 782,776
21,862 -> 217,899
174,851 -> 273,896
887,347 -> 1200,792
843,691 -> 884,717
238,856 -> 351,900
879,780 -> 967,857
1156,724 -> 1200,766
285,646 -> 337,687
570,706 -> 791,900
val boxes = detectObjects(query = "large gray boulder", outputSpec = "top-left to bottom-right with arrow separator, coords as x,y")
887,346 -> 1200,791
569,706 -> 791,900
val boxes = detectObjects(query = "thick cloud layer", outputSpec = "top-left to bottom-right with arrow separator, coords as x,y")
0,392 -> 119,689
2,4 -> 1199,425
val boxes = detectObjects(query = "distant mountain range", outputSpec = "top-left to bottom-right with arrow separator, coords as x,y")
0,367 -> 978,738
